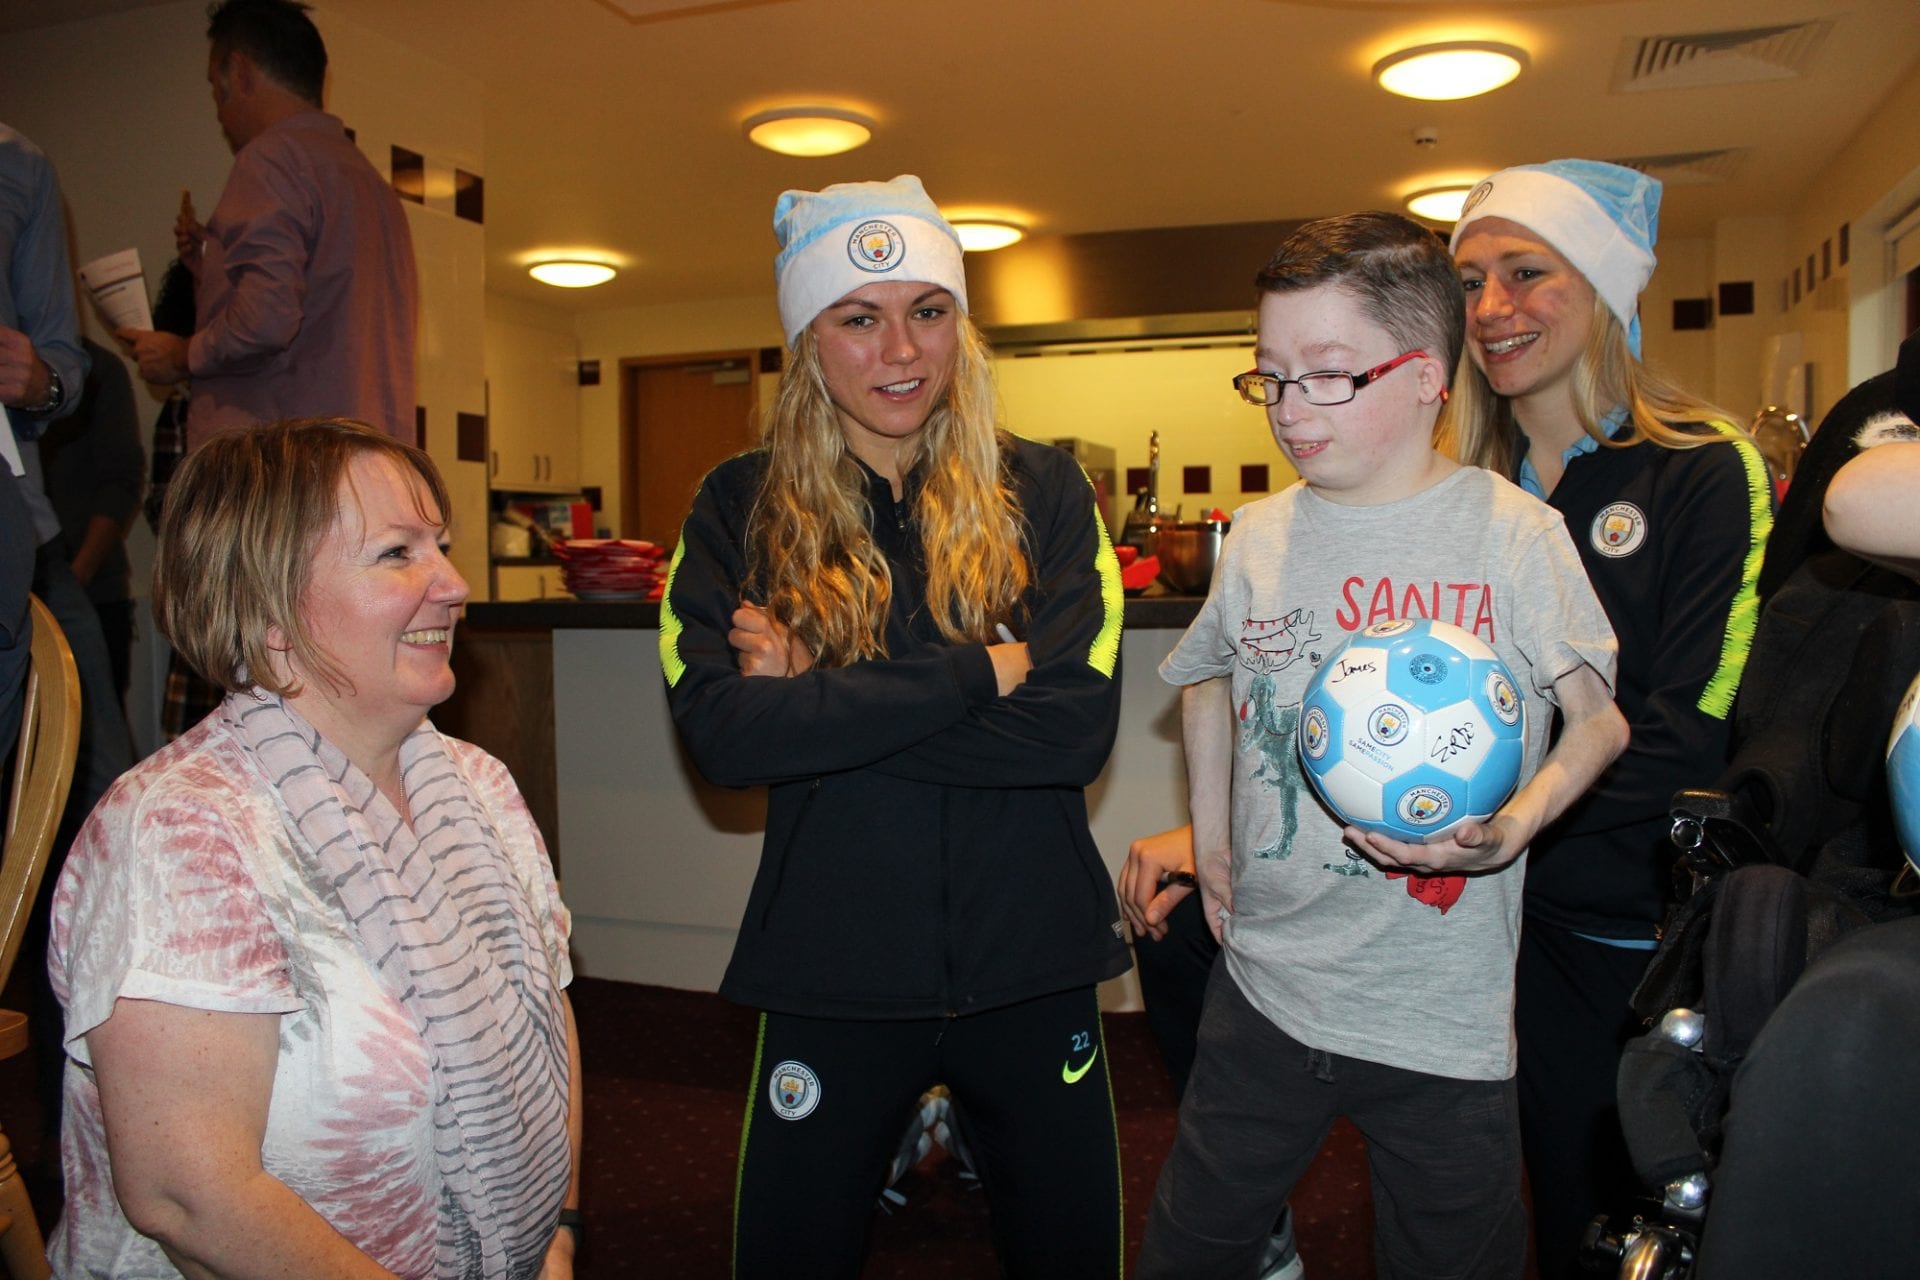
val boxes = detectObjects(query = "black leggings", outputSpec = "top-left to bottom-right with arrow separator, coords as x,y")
1132,890 -> 1219,1098
1514,920 -> 1650,1279
733,986 -> 1124,1279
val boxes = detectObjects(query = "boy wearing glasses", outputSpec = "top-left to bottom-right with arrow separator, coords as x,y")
1138,212 -> 1626,1279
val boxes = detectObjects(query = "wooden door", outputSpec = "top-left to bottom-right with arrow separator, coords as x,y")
621,353 -> 760,549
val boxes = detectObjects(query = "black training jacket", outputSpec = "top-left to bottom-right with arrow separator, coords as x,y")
1524,424 -> 1773,937
659,436 -> 1130,1019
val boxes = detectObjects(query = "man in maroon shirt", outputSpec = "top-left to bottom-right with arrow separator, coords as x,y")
122,0 -> 418,449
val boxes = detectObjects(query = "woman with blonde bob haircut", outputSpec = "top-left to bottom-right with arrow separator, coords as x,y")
1447,160 -> 1775,1279
661,176 -> 1129,1278
152,416 -> 452,697
49,418 -> 582,1279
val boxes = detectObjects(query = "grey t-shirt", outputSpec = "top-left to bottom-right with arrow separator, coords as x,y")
1161,465 -> 1617,1080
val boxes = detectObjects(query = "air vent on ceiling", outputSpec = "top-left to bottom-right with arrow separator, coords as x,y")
1607,149 -> 1747,187
1613,20 -> 1834,93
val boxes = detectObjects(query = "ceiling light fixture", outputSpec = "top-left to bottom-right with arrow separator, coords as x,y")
950,220 -> 1025,252
1373,41 -> 1528,101
1404,185 -> 1477,223
744,107 -> 875,158
529,260 -> 617,288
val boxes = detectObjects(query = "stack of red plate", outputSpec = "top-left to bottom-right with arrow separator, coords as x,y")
555,539 -> 667,601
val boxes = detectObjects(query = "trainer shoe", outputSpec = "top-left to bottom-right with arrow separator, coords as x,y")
933,1089 -> 981,1186
1256,1204 -> 1305,1280
878,1087 -> 946,1209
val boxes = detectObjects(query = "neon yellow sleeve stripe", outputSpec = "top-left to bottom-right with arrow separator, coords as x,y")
732,1013 -> 766,1278
1013,436 -> 1123,677
1085,473 -> 1124,679
658,535 -> 690,687
1697,421 -> 1774,719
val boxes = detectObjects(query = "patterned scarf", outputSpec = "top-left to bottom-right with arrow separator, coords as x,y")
231,690 -> 571,1278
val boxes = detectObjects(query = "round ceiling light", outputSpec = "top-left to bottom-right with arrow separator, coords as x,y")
744,107 -> 874,158
1373,41 -> 1528,101
529,260 -> 617,288
950,220 -> 1025,252
1404,185 -> 1477,223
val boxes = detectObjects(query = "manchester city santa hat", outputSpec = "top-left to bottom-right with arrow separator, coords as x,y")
1451,159 -> 1662,357
773,174 -> 968,348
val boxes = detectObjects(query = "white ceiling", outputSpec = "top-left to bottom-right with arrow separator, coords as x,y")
13,0 -> 1920,314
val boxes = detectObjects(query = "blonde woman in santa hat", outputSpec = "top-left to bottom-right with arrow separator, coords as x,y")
659,175 -> 1128,1277
1447,160 -> 1774,1278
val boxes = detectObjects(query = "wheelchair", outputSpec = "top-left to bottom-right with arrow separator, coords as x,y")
1581,361 -> 1920,1280
1581,790 -> 1891,1279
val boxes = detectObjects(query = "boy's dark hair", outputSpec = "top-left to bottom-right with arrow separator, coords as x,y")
207,0 -> 326,105
1254,212 -> 1464,378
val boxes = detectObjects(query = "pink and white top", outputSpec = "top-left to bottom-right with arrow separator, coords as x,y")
47,708 -> 572,1279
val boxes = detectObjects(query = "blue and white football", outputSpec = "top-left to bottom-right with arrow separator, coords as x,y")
1298,618 -> 1527,844
1888,669 -> 1920,876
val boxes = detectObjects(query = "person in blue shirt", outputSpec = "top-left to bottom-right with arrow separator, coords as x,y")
1,121 -> 91,752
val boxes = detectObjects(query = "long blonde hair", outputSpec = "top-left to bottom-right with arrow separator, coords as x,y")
1441,293 -> 1746,477
745,314 -> 1030,667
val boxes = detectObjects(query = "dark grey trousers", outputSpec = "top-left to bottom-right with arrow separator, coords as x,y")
1138,962 -> 1526,1280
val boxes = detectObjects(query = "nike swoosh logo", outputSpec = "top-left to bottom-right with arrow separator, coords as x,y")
1061,1047 -> 1099,1084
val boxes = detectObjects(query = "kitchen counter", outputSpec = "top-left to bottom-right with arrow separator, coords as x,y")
446,591 -> 1202,1012
463,590 -> 1205,630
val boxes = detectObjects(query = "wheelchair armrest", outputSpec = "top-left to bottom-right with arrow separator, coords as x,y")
1669,782 -> 1794,875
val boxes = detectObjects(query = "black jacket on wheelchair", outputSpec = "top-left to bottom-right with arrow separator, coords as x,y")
1590,351 -> 1920,1280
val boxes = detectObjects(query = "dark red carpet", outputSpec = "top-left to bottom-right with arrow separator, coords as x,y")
566,977 -> 1383,1278
0,976 -> 1435,1277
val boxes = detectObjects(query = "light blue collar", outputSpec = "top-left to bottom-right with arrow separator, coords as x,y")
1516,407 -> 1629,498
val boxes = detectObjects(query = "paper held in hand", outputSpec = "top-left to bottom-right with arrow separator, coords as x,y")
0,405 -> 22,477
79,247 -> 154,332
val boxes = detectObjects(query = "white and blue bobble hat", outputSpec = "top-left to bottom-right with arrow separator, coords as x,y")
1450,159 -> 1662,357
773,174 -> 968,348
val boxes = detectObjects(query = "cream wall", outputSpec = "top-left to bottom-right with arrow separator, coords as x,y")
0,1 -> 485,753
571,295 -> 783,536
1634,218 -> 1794,423
569,306 -> 1301,534
1789,61 -> 1920,414
1639,234 -> 1716,409
1707,217 -> 1793,417
483,295 -> 578,496
995,342 -> 1299,517
489,290 -> 576,336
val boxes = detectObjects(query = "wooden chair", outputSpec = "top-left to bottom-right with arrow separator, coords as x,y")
0,596 -> 81,1280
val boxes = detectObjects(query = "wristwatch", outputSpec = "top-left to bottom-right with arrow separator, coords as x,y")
22,365 -> 63,414
556,1207 -> 583,1247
